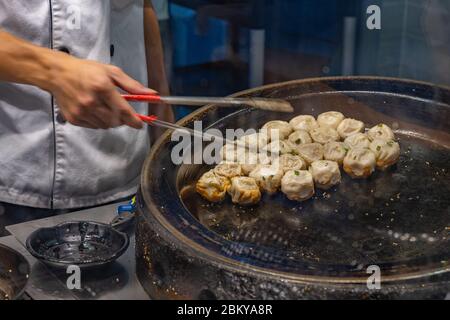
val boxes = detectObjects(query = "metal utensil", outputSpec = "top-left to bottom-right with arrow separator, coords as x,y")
136,114 -> 279,156
136,114 -> 229,142
123,94 -> 294,113
136,114 -> 248,148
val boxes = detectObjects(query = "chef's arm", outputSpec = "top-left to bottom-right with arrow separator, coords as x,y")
0,30 -> 152,129
144,1 -> 175,141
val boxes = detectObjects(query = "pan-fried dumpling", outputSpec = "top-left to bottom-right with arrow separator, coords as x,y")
264,139 -> 293,156
273,154 -> 306,173
261,120 -> 292,140
323,141 -> 348,165
344,132 -> 371,149
238,152 -> 271,175
295,143 -> 324,165
214,162 -> 242,178
196,170 -> 230,202
369,138 -> 400,170
309,126 -> 340,144
309,160 -> 341,189
343,148 -> 376,178
289,115 -> 318,132
227,177 -> 261,205
367,123 -> 395,141
287,130 -> 312,146
337,118 -> 365,139
317,111 -> 344,129
281,170 -> 315,201
238,132 -> 269,152
249,164 -> 284,195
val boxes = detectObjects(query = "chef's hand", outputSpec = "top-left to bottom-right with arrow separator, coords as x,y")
48,52 -> 155,129
0,30 -> 153,129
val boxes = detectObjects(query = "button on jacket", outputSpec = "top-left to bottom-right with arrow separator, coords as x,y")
0,0 -> 150,209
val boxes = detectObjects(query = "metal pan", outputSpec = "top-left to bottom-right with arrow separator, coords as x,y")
0,244 -> 30,300
136,77 -> 450,299
26,221 -> 129,270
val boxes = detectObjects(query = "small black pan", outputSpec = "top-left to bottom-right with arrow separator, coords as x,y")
0,244 -> 30,300
26,221 -> 129,270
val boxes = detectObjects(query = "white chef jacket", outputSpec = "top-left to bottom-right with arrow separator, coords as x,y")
0,0 -> 150,209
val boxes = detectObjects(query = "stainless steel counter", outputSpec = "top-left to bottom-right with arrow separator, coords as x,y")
0,202 -> 149,300
3,203 -> 449,300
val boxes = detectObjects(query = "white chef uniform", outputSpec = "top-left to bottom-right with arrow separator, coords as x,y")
0,0 -> 150,209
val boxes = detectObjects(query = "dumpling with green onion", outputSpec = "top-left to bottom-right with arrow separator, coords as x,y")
337,118 -> 365,139
367,123 -> 395,141
249,164 -> 284,195
323,141 -> 348,165
287,130 -> 312,146
295,143 -> 324,165
317,111 -> 344,129
281,170 -> 315,201
344,132 -> 371,149
309,160 -> 341,189
263,139 -> 293,156
369,138 -> 400,170
273,153 -> 306,173
309,126 -> 340,144
343,148 -> 376,178
261,120 -> 292,140
289,115 -> 318,132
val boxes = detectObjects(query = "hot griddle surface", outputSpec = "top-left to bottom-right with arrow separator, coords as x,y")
181,132 -> 449,278
141,78 -> 450,286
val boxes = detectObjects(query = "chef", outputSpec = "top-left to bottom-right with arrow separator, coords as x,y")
0,1 -> 173,227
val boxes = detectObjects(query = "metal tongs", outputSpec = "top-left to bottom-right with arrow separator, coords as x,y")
122,94 -> 294,113
136,114 -> 236,144
129,93 -> 293,149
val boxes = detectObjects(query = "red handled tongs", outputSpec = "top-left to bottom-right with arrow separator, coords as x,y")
131,92 -> 293,148
136,113 -> 239,145
123,93 -> 293,113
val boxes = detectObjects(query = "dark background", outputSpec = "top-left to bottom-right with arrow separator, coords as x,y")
153,0 -> 449,119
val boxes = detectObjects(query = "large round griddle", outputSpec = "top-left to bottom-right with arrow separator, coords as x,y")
136,77 -> 450,299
